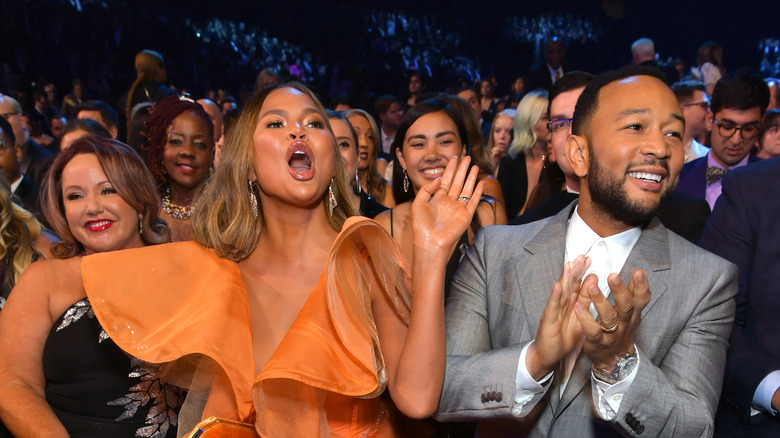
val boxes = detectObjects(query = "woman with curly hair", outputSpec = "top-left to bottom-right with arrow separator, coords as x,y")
144,95 -> 215,241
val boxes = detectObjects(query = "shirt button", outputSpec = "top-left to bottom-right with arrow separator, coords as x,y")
522,390 -> 531,396
613,394 -> 622,401
598,240 -> 605,246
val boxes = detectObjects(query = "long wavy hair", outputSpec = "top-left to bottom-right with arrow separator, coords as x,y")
142,95 -> 215,188
41,136 -> 171,258
508,90 -> 548,159
192,83 -> 356,262
342,109 -> 388,201
0,173 -> 45,285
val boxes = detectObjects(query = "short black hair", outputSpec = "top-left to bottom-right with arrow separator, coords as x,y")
670,80 -> 706,103
572,65 -> 669,136
548,71 -> 594,117
710,68 -> 770,116
78,100 -> 119,128
0,116 -> 15,145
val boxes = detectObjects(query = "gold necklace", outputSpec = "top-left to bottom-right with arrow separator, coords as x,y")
162,186 -> 193,219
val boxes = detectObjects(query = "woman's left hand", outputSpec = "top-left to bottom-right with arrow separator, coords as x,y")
411,156 -> 484,254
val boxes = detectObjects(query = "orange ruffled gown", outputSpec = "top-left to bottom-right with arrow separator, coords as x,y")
82,218 -> 412,437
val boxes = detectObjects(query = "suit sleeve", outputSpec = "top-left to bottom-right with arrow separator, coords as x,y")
699,173 -> 772,421
436,230 -> 535,421
615,257 -> 737,437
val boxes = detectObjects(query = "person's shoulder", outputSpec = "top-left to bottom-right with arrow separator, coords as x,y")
666,227 -> 734,271
728,156 -> 780,182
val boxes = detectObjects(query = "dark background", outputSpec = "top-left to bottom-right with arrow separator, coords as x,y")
1,0 -> 777,107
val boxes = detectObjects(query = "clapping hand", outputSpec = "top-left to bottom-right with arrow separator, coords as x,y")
526,255 -> 592,380
411,156 -> 484,256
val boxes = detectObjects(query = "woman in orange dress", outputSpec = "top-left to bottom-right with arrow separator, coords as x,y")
81,83 -> 483,437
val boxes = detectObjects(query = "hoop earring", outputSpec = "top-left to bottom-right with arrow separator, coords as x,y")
328,178 -> 337,216
403,169 -> 409,193
248,180 -> 258,219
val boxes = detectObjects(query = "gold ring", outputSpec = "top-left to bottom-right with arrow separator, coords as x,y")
600,320 -> 619,333
458,196 -> 470,201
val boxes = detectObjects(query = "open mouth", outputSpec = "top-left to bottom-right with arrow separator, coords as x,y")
627,171 -> 662,183
85,220 -> 114,231
286,141 -> 315,180
176,163 -> 197,173
421,167 -> 445,179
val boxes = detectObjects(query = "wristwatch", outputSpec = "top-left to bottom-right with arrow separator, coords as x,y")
593,347 -> 638,385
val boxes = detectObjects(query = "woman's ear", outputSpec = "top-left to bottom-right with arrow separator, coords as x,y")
395,146 -> 406,170
566,134 -> 590,178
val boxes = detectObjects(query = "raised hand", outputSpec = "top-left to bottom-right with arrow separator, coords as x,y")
574,269 -> 651,371
411,156 -> 484,255
526,255 -> 592,380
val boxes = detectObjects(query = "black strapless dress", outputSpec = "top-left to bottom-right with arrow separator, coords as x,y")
42,299 -> 184,437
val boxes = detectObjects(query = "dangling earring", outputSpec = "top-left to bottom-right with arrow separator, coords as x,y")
138,214 -> 143,235
248,180 -> 258,219
328,178 -> 337,216
402,169 -> 409,193
355,169 -> 362,194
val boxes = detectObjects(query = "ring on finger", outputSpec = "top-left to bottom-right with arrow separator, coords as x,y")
600,320 -> 619,333
458,196 -> 470,201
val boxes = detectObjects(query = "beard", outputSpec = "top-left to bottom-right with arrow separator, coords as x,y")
587,152 -> 673,227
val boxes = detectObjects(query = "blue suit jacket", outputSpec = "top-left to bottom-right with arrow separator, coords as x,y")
700,157 -> 780,437
676,154 -> 761,200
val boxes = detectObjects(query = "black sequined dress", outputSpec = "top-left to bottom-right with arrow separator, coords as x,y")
42,299 -> 184,437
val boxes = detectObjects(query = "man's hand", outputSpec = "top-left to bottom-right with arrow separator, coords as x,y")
574,269 -> 651,371
526,255 -> 592,380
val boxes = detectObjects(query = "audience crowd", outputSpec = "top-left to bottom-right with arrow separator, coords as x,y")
0,4 -> 780,436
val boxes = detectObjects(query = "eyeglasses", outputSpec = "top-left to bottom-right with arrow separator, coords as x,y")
681,101 -> 709,110
547,118 -> 572,134
0,112 -> 18,120
713,119 -> 760,141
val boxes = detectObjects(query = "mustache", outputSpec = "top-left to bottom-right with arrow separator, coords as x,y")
626,157 -> 670,173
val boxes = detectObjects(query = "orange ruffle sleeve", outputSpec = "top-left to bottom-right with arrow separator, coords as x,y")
83,217 -> 411,437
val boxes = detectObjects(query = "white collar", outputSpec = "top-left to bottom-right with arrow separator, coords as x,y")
565,206 -> 642,271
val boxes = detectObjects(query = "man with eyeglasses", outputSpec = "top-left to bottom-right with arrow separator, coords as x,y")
670,80 -> 711,162
0,116 -> 40,218
676,70 -> 769,210
0,94 -> 57,188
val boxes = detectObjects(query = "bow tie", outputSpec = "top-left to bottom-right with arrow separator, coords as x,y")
706,166 -> 728,185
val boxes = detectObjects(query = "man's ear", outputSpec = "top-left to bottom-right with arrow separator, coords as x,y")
705,110 -> 714,132
566,134 -> 589,178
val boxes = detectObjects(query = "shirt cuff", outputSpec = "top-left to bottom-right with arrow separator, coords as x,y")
753,370 -> 780,415
591,349 -> 640,420
512,341 -> 553,417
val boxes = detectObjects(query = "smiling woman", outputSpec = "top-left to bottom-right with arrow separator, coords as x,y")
0,136 -> 179,437
143,95 -> 215,241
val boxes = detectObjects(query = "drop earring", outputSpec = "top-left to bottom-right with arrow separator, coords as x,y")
355,170 -> 362,194
402,169 -> 409,193
138,214 -> 143,235
328,178 -> 337,216
248,180 -> 258,219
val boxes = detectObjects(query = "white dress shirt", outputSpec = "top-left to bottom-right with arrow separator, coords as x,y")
513,206 -> 642,420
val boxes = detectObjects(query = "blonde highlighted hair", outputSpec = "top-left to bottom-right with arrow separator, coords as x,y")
508,90 -> 548,158
0,174 -> 45,286
192,83 -> 356,262
342,109 -> 388,201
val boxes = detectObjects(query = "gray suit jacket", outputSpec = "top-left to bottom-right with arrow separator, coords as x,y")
437,202 -> 737,437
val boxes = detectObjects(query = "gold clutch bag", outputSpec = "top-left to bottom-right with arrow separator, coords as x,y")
185,416 -> 257,437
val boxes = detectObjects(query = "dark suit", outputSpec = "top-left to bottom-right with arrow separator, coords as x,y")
497,153 -> 529,219
18,138 -> 56,188
437,202 -> 737,436
512,190 -> 711,244
699,157 -> 780,437
11,175 -> 40,218
676,154 -> 761,201
525,62 -> 574,92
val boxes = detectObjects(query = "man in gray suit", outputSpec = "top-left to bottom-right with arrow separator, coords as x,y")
437,65 -> 737,437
